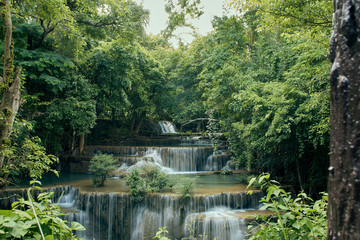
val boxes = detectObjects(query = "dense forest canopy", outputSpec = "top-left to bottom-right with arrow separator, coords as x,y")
0,0 -> 332,195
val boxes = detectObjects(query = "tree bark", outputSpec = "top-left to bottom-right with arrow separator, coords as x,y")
79,134 -> 85,155
0,0 -> 22,171
328,0 -> 360,239
2,0 -> 12,84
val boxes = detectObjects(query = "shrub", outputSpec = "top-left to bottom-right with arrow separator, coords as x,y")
247,173 -> 328,240
125,168 -> 146,203
89,153 -> 117,187
174,176 -> 197,198
142,165 -> 172,192
237,173 -> 261,188
0,181 -> 85,239
125,166 -> 174,203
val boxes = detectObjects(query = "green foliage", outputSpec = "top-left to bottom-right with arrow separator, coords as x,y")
39,74 -> 98,153
83,39 -> 168,136
0,121 -> 59,185
153,227 -> 170,240
89,153 -> 117,187
191,6 -> 331,195
141,166 -> 172,193
174,176 -> 196,198
125,166 -> 174,203
247,173 -> 328,240
125,168 -> 146,203
0,181 -> 84,239
162,0 -> 203,41
237,173 -> 261,188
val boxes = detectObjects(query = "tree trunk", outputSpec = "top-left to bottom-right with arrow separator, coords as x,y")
134,112 -> 145,136
328,0 -> 360,239
71,131 -> 76,152
0,0 -> 22,171
79,134 -> 85,155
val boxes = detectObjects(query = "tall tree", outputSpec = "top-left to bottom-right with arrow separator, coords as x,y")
0,0 -> 22,172
328,0 -> 360,238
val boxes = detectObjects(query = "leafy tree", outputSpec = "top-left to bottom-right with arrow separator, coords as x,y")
0,121 -> 59,185
191,1 -> 332,195
89,153 -> 117,187
0,0 -> 22,175
39,74 -> 97,153
162,0 -> 203,41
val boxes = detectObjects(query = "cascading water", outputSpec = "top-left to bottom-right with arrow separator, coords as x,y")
70,191 -> 263,240
86,145 -> 227,173
158,121 -> 177,133
0,135 -> 265,239
0,178 -> 263,240
184,207 -> 248,240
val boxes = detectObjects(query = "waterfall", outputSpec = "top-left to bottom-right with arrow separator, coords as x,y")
0,184 -> 263,240
71,191 -> 263,240
69,141 -> 230,173
184,207 -> 247,240
158,121 -> 177,133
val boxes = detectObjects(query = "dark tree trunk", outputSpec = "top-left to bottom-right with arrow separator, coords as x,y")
79,134 -> 85,155
328,0 -> 360,239
134,113 -> 145,136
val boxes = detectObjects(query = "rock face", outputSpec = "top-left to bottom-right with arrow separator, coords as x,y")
328,0 -> 360,239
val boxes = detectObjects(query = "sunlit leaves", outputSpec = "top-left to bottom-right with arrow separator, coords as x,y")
0,185 -> 84,239
247,174 -> 328,240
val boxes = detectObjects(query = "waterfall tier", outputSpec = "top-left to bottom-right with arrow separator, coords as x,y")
0,183 -> 265,240
72,190 -> 263,239
158,121 -> 177,134
63,145 -> 230,173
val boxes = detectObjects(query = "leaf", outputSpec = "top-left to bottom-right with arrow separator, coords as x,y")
0,210 -> 15,217
71,221 -> 85,231
247,177 -> 256,188
284,212 -> 295,220
45,235 -> 54,240
3,221 -> 16,228
293,221 -> 301,229
273,188 -> 281,197
14,210 -> 32,220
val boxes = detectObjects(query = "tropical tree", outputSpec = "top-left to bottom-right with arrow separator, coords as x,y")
0,0 -> 22,176
327,0 -> 360,238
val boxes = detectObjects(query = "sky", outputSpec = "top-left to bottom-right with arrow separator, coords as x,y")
134,0 -> 234,44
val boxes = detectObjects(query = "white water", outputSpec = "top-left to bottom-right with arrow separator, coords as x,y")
126,148 -> 174,173
54,186 -> 77,208
159,121 -> 177,133
185,207 -> 247,240
37,185 -> 261,240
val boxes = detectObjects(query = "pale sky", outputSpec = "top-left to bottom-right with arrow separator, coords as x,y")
134,0 -> 235,44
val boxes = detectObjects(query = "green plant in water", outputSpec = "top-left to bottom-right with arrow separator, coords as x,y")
125,166 -> 174,203
142,165 -> 172,192
174,176 -> 197,198
247,173 -> 328,240
89,153 -> 117,187
153,227 -> 170,240
0,180 -> 85,239
125,168 -> 146,203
